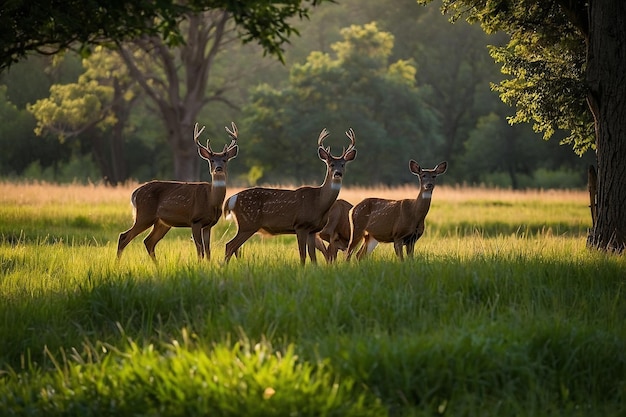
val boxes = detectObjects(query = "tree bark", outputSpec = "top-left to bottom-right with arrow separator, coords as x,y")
116,10 -> 234,181
587,164 -> 597,230
170,121 -> 202,182
586,0 -> 626,252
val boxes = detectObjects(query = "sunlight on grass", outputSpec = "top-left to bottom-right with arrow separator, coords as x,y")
0,181 -> 623,417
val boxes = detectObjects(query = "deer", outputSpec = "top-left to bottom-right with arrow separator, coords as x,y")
223,128 -> 357,265
314,199 -> 353,262
346,160 -> 447,261
117,122 -> 239,261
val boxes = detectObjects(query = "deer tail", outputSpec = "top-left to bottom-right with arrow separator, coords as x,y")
129,187 -> 141,221
223,193 -> 238,220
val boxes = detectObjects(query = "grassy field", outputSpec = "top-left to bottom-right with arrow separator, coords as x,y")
0,181 -> 624,416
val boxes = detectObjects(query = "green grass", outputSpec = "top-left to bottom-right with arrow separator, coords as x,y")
0,183 -> 624,416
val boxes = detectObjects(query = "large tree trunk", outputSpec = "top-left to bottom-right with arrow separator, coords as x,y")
171,124 -> 201,181
586,0 -> 626,252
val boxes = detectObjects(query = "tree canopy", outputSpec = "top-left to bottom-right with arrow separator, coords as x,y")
0,0 -> 327,71
420,0 -> 626,251
7,0 -> 592,189
241,22 -> 440,185
419,0 -> 592,155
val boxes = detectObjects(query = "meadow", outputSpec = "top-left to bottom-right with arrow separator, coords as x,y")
0,181 -> 624,416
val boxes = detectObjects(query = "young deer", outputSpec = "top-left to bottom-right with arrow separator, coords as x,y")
117,122 -> 239,261
346,160 -> 447,261
314,199 -> 353,262
223,128 -> 357,265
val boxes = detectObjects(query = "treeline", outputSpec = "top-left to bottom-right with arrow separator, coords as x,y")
0,0 -> 593,188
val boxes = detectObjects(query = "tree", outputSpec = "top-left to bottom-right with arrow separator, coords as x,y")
116,10 -> 244,181
461,113 -> 541,188
329,0 -> 508,169
242,22 -> 441,186
420,0 -> 626,252
407,7 -> 508,169
282,0 -> 526,185
0,86 -> 37,176
0,62 -> 78,178
4,1 -> 330,182
0,0 -> 329,71
28,47 -> 139,185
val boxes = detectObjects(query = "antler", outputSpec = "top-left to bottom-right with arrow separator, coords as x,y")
194,123 -> 207,147
341,128 -> 356,157
345,128 -> 356,149
224,122 -> 239,144
194,122 -> 214,153
317,128 -> 331,148
223,122 -> 238,152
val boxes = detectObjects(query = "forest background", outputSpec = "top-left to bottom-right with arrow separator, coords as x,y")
0,0 -> 595,189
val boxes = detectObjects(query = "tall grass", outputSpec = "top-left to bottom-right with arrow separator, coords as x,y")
0,181 -> 623,416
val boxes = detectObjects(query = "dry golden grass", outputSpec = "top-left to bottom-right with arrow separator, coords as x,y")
336,185 -> 589,205
0,180 -> 589,206
0,180 -> 135,205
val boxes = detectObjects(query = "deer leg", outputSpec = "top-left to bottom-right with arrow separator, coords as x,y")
306,232 -> 317,264
315,235 -> 330,263
353,237 -> 367,260
346,233 -> 363,261
405,233 -> 422,259
201,226 -> 212,261
329,233 -> 347,262
406,223 -> 424,259
143,221 -> 171,260
190,223 -> 205,259
328,241 -> 339,263
295,229 -> 309,265
117,218 -> 154,259
347,210 -> 368,260
346,230 -> 365,260
393,239 -> 405,261
405,237 -> 416,258
357,234 -> 378,260
225,230 -> 256,263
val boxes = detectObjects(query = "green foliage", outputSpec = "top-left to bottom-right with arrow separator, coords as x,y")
425,0 -> 594,155
243,22 -> 441,185
0,85 -> 77,178
28,82 -> 114,138
0,0 -> 331,71
21,154 -> 101,184
0,86 -> 36,175
0,0 -> 597,188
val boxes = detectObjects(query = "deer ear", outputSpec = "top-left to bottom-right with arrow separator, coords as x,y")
198,147 -> 212,161
318,147 -> 330,161
435,161 -> 448,174
409,159 -> 421,175
226,145 -> 239,160
344,148 -> 357,161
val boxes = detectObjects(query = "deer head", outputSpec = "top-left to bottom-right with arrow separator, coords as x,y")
195,122 -> 239,183
410,159 -> 448,199
317,127 -> 357,190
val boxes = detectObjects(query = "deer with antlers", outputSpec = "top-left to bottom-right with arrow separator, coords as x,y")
314,199 -> 354,262
346,160 -> 447,261
223,128 -> 357,265
117,122 -> 239,261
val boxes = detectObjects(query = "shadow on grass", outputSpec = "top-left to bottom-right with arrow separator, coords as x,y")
1,250 -> 624,415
